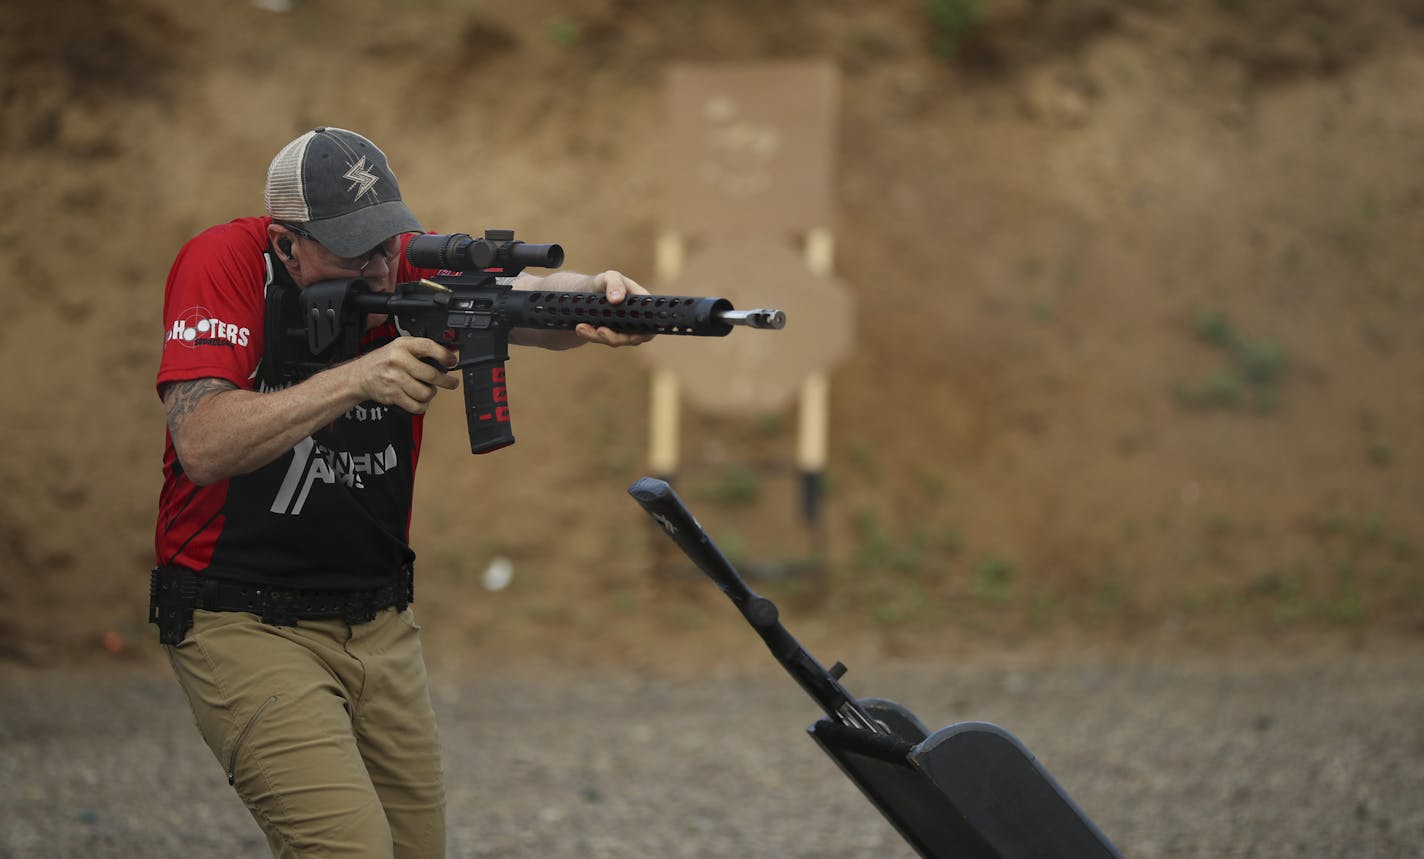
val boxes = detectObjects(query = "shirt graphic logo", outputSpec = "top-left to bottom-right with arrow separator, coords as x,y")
166,306 -> 251,349
271,437 -> 399,515
343,156 -> 380,200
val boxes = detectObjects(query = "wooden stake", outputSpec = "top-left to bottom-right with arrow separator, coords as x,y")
648,231 -> 687,477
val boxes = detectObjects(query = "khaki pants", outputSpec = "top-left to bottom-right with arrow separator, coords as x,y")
166,607 -> 445,858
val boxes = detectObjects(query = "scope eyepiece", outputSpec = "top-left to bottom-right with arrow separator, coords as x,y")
406,232 -> 564,272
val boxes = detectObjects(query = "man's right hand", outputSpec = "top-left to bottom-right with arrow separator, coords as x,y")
350,337 -> 460,415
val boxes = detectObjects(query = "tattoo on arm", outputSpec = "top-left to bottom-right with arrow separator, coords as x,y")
162,378 -> 238,435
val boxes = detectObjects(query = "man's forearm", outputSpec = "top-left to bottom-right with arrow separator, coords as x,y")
164,364 -> 366,486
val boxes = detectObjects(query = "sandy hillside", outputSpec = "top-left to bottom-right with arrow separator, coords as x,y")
0,0 -> 1421,666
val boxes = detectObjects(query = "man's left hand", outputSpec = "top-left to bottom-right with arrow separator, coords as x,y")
576,271 -> 656,347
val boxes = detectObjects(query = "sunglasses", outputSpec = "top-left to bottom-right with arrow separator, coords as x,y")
279,221 -> 397,273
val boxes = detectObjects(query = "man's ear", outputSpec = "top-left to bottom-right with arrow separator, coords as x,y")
267,223 -> 296,262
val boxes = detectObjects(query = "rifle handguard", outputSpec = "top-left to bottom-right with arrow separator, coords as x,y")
503,291 -> 785,336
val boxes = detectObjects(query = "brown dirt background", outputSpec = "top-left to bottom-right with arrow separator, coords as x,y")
1,0 -> 1421,670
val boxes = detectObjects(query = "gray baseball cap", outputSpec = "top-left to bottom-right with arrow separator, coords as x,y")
264,127 -> 423,258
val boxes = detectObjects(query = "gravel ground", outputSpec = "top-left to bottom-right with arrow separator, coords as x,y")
2,645 -> 1422,858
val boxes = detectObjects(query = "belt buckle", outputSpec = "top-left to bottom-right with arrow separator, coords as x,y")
262,588 -> 299,627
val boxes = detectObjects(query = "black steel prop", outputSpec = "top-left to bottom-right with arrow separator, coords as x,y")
627,476 -> 1124,859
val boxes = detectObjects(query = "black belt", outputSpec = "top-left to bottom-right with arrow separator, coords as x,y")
150,565 -> 414,645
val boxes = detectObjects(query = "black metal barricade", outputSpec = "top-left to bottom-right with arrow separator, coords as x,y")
628,477 -> 1124,859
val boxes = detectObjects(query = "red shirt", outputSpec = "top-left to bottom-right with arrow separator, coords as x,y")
155,217 -> 428,590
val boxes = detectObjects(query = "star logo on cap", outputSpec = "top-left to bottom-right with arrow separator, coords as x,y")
343,156 -> 379,200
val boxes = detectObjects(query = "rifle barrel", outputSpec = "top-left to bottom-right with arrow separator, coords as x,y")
716,308 -> 787,330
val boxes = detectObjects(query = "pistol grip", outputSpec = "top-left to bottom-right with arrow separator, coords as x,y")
461,360 -> 515,454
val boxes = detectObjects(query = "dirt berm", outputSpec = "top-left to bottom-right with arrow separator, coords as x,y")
0,0 -> 1420,670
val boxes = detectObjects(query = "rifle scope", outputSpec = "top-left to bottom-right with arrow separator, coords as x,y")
406,231 -> 564,272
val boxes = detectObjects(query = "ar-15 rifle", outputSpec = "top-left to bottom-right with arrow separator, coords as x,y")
262,229 -> 786,454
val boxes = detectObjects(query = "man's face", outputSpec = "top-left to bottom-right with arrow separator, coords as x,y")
279,227 -> 403,329
290,232 -> 401,293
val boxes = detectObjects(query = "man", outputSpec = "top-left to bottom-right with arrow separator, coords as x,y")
151,127 -> 651,857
